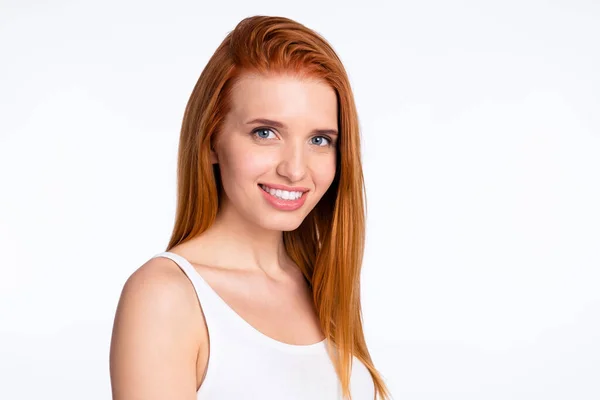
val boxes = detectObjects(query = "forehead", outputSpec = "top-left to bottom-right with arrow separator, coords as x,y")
227,72 -> 338,128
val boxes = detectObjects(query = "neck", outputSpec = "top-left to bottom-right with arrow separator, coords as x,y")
186,198 -> 293,279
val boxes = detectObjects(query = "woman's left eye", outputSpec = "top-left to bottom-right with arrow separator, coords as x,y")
311,136 -> 332,147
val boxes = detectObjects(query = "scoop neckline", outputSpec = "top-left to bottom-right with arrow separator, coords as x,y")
159,251 -> 329,354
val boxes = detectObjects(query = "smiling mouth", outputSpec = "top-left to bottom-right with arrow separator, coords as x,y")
258,184 -> 307,201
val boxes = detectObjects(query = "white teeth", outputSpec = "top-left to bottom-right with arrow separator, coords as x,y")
260,184 -> 303,201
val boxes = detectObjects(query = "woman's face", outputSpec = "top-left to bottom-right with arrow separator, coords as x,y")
211,72 -> 338,232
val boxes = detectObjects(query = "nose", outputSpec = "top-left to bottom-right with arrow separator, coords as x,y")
275,140 -> 307,183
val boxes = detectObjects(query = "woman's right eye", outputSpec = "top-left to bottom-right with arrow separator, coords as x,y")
252,128 -> 276,140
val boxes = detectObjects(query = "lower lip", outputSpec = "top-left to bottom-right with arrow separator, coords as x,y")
259,185 -> 308,211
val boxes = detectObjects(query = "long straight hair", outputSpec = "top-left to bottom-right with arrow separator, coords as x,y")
165,15 -> 390,400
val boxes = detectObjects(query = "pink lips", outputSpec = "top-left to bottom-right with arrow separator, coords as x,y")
259,184 -> 308,211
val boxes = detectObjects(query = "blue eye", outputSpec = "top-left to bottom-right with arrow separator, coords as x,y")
253,128 -> 276,140
311,136 -> 332,147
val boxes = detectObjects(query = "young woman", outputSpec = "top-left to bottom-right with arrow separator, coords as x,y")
110,15 -> 391,400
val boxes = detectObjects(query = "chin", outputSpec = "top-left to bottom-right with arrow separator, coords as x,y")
254,213 -> 306,232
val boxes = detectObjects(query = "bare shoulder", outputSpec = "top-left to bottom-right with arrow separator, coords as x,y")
109,256 -> 204,400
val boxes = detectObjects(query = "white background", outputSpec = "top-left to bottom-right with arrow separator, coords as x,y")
1,1 -> 599,399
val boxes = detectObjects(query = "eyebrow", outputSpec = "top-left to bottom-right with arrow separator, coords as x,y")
245,118 -> 338,136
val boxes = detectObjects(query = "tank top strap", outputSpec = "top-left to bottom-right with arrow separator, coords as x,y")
150,251 -> 239,337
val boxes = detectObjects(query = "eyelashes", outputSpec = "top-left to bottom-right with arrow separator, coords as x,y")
251,127 -> 335,148
251,128 -> 276,141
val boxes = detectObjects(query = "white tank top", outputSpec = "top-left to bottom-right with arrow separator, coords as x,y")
151,251 -> 375,399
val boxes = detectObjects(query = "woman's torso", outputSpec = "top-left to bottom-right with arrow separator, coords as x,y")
150,249 -> 375,399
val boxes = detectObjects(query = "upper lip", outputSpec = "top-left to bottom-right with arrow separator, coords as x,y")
259,183 -> 310,192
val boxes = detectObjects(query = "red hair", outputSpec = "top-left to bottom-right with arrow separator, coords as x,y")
166,15 -> 391,400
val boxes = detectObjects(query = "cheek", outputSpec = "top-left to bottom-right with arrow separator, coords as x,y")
312,154 -> 337,189
222,144 -> 274,181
